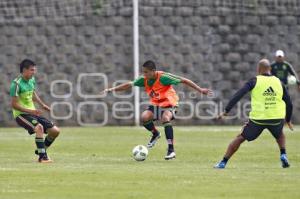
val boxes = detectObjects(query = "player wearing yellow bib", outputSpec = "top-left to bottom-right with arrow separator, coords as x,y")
102,60 -> 212,160
10,59 -> 60,163
215,59 -> 293,169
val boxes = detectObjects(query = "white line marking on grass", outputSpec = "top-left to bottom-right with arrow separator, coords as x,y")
0,168 -> 20,171
1,189 -> 36,193
178,126 -> 242,132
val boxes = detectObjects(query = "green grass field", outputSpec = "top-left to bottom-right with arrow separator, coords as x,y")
0,126 -> 299,199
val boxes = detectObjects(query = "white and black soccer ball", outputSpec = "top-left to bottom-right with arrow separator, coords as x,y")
132,145 -> 148,161
288,75 -> 297,85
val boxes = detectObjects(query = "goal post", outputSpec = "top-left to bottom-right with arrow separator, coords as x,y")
133,0 -> 140,126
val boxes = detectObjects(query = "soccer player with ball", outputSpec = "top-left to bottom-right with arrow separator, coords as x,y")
101,60 -> 212,160
271,50 -> 300,91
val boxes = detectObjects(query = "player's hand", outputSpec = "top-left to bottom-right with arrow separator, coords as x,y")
30,109 -> 43,116
99,88 -> 112,95
200,88 -> 213,96
42,104 -> 50,112
217,112 -> 228,120
286,121 -> 294,131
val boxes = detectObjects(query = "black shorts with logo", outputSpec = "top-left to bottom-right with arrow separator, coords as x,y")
241,119 -> 284,141
147,105 -> 177,121
15,114 -> 54,135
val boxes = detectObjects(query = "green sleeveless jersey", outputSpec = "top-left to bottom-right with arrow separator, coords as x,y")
249,75 -> 285,120
10,75 -> 36,118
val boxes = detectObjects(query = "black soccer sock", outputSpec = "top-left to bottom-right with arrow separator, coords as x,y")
44,135 -> 55,149
280,148 -> 286,155
163,122 -> 174,152
222,157 -> 229,163
35,137 -> 46,157
143,120 -> 159,134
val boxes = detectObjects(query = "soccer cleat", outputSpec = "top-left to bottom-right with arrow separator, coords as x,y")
38,154 -> 53,163
214,161 -> 227,169
164,151 -> 176,160
280,154 -> 290,168
147,132 -> 161,148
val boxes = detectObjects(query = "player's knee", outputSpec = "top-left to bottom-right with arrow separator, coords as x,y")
141,117 -> 150,123
34,124 -> 44,136
141,114 -> 152,123
161,118 -> 170,124
48,126 -> 60,138
161,115 -> 171,123
53,126 -> 60,137
55,127 -> 60,137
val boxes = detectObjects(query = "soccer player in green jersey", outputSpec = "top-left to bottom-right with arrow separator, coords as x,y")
10,59 -> 60,163
101,60 -> 212,160
271,50 -> 300,91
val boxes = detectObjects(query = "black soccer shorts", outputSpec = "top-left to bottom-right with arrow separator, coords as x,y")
15,114 -> 54,135
241,119 -> 284,141
147,105 -> 177,121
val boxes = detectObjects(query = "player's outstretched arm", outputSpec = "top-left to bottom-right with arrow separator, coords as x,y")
217,78 -> 255,120
180,77 -> 213,95
33,91 -> 50,112
11,97 -> 42,116
101,81 -> 133,94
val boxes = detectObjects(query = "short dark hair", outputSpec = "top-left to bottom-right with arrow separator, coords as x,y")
142,60 -> 156,70
20,59 -> 35,73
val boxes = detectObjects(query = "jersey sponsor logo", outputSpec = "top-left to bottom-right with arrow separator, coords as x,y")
149,90 -> 159,98
32,120 -> 38,124
283,65 -> 287,70
263,86 -> 276,96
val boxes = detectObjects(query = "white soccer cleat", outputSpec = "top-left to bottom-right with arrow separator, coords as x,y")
164,151 -> 176,160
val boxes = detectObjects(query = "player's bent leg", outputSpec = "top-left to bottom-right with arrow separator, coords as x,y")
161,111 -> 176,160
276,131 -> 286,149
47,126 -> 60,138
214,134 -> 245,169
269,121 -> 290,168
34,124 -> 52,163
141,110 -> 161,148
34,124 -> 50,163
141,110 -> 154,123
34,124 -> 44,138
214,120 -> 264,169
225,134 -> 245,159
35,116 -> 57,150
45,126 -> 60,149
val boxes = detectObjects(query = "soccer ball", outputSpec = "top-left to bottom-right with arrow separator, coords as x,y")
132,145 -> 148,161
288,75 -> 297,85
